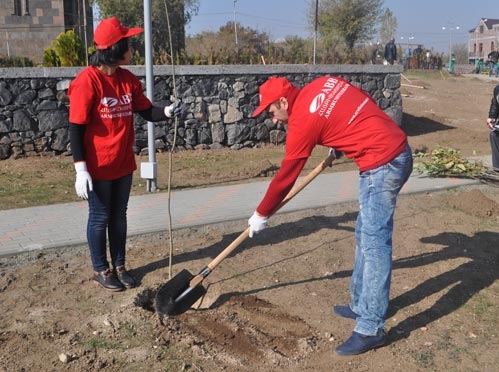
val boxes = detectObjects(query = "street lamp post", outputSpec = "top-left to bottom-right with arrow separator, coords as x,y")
400,34 -> 414,48
233,0 -> 238,45
442,25 -> 460,69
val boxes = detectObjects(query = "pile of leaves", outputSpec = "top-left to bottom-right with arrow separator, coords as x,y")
414,146 -> 499,185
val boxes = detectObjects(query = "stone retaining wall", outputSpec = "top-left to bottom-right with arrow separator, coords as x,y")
0,64 -> 403,159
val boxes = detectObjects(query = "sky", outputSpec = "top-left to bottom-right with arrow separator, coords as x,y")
186,0 -> 498,52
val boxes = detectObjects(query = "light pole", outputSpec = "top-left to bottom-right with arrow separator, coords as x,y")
313,0 -> 318,64
400,34 -> 414,47
442,24 -> 460,68
233,0 -> 238,45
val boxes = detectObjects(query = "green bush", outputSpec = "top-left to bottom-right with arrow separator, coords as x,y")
43,30 -> 85,67
0,56 -> 34,67
43,48 -> 60,67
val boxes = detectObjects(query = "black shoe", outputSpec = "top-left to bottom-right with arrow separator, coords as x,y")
114,266 -> 137,289
333,305 -> 359,320
93,269 -> 125,291
335,329 -> 386,356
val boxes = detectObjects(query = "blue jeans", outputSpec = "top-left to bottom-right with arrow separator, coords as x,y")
350,145 -> 413,335
86,173 -> 133,272
490,62 -> 498,77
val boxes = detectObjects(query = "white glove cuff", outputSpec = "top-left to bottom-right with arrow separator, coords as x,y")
74,161 -> 87,173
251,211 -> 268,223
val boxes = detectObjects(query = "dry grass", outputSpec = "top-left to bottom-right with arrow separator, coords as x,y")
0,144 -> 345,211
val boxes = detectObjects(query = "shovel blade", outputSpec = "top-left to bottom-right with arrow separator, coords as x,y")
155,269 -> 207,316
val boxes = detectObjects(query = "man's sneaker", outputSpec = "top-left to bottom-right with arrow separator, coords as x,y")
333,305 -> 359,320
93,269 -> 125,291
114,266 -> 137,289
335,329 -> 386,356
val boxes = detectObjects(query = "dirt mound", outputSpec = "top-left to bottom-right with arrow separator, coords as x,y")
445,188 -> 499,218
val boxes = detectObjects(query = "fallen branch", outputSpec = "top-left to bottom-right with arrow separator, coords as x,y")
414,146 -> 499,186
401,83 -> 425,89
401,73 -> 412,83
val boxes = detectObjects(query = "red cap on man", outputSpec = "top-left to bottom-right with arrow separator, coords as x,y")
252,77 -> 294,117
94,17 -> 143,50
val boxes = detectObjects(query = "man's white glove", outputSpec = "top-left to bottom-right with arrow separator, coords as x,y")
164,99 -> 183,118
74,162 -> 93,200
329,147 -> 344,159
248,211 -> 268,238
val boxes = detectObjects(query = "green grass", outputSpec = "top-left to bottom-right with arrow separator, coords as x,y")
403,69 -> 450,80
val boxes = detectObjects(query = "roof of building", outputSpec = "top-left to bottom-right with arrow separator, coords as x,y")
481,18 -> 499,29
468,18 -> 499,33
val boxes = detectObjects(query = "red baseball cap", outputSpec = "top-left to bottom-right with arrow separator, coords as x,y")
252,77 -> 294,117
94,17 -> 143,50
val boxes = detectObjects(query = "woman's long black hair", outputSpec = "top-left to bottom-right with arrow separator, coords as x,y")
89,38 -> 129,67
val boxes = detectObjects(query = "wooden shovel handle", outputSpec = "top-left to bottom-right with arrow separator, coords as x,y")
205,152 -> 336,272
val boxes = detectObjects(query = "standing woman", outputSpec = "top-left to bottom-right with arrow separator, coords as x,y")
68,17 -> 182,291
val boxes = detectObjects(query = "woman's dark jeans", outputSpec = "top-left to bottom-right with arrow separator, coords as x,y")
86,173 -> 133,272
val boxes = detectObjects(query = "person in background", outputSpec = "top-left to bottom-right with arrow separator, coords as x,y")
404,46 -> 412,69
384,37 -> 397,65
248,76 -> 413,355
486,84 -> 499,167
488,48 -> 499,78
68,17 -> 183,291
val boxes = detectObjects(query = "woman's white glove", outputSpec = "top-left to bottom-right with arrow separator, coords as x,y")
74,162 -> 93,200
248,211 -> 268,238
164,99 -> 183,118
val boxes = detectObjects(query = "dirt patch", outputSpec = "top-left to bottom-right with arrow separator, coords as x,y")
1,72 -> 499,371
445,188 -> 499,218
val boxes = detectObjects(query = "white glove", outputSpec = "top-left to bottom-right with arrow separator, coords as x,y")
329,148 -> 344,159
164,99 -> 183,118
248,211 -> 268,238
74,162 -> 93,200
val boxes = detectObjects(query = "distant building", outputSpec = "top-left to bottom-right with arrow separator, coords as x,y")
0,0 -> 93,65
469,18 -> 499,64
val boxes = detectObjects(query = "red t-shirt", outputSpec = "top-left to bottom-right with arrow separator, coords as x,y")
256,76 -> 407,216
68,66 -> 152,180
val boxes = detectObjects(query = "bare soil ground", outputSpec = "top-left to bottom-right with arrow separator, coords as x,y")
1,71 -> 499,372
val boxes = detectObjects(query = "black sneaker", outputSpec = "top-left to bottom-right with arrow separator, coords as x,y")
93,269 -> 125,291
114,266 -> 137,289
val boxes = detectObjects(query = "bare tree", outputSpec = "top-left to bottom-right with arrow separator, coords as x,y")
379,8 -> 397,44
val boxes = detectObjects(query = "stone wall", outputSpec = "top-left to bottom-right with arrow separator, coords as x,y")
0,64 -> 403,160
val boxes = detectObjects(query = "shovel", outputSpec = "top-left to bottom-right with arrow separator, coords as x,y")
155,152 -> 336,316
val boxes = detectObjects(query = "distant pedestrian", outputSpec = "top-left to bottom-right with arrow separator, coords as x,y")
488,48 -> 499,77
486,84 -> 499,167
384,37 -> 397,65
68,17 -> 183,292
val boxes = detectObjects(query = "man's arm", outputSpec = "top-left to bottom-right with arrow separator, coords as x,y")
255,157 -> 308,217
247,157 -> 307,238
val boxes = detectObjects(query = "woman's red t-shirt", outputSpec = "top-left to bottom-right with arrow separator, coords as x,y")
68,66 -> 152,180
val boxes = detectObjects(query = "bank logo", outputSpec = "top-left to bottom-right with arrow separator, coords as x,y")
101,97 -> 119,107
310,93 -> 325,113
